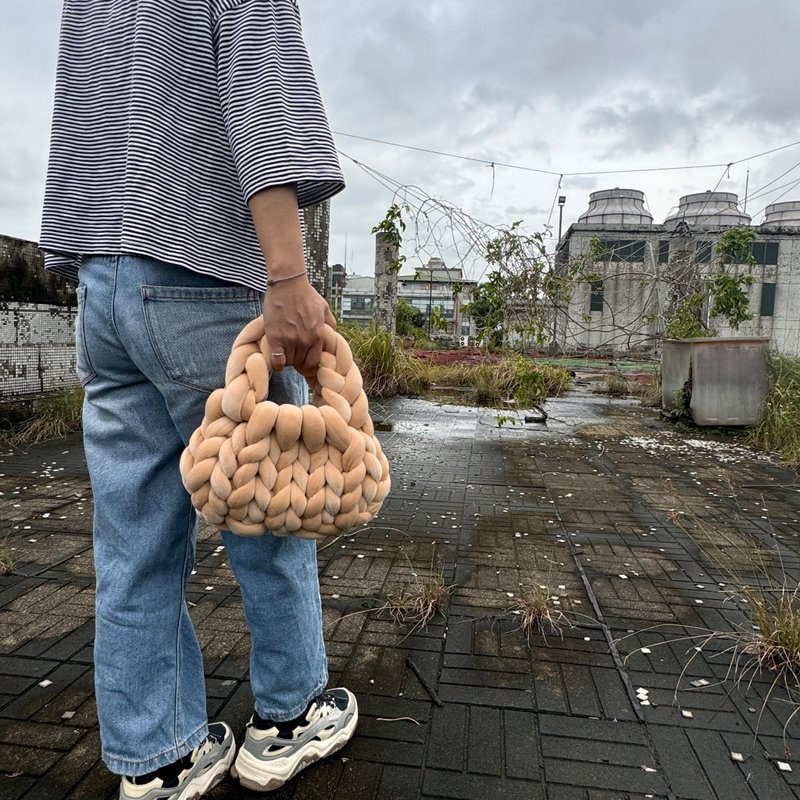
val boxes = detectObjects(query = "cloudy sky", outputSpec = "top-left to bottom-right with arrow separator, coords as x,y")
3,0 -> 800,280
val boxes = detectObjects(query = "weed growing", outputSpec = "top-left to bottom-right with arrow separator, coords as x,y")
623,479 -> 800,747
748,350 -> 800,467
339,324 -> 572,404
384,551 -> 455,630
508,584 -> 571,644
1,388 -> 84,446
600,373 -> 629,396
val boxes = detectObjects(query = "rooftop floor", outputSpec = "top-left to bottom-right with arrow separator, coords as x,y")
1,386 -> 799,799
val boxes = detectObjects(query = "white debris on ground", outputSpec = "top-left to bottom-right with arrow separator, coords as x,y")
619,433 -> 773,465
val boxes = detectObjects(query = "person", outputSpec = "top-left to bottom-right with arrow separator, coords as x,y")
40,1 -> 357,796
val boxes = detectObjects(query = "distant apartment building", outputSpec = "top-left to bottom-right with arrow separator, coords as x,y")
341,257 -> 476,342
340,273 -> 375,326
554,189 -> 800,356
303,200 -> 331,295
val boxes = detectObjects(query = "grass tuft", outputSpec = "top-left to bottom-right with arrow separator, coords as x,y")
597,373 -> 629,396
1,388 -> 84,447
509,585 -> 570,644
748,351 -> 800,466
384,552 -> 455,629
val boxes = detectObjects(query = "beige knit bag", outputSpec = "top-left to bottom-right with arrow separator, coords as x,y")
179,318 -> 390,539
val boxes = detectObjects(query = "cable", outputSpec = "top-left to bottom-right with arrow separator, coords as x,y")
335,131 -> 561,176
335,130 -> 800,179
545,175 -> 564,230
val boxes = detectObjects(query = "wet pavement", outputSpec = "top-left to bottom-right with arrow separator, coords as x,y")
1,385 -> 800,799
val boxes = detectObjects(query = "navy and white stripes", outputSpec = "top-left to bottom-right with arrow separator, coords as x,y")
40,0 -> 344,292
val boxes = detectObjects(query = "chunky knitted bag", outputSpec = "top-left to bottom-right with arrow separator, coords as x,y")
179,318 -> 390,539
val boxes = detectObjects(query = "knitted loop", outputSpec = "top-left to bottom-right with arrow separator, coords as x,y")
179,319 -> 391,539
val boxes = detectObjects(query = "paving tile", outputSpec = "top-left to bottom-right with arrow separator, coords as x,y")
5,395 -> 800,799
422,770 -> 543,800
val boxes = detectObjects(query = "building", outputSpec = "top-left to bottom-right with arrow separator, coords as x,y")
340,257 -> 476,342
340,274 -> 375,327
303,200 -> 331,295
554,189 -> 800,356
397,258 -> 475,341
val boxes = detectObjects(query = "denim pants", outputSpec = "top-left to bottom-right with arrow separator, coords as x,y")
76,255 -> 328,776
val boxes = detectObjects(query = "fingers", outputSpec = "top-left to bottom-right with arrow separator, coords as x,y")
300,338 -> 323,377
324,305 -> 337,330
270,348 -> 287,372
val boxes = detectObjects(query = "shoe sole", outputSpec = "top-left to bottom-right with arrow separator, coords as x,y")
230,706 -> 358,793
121,727 -> 236,800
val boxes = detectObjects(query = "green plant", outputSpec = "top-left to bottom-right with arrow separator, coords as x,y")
706,269 -> 756,330
495,414 -> 517,427
748,351 -> 800,466
339,323 -> 409,397
371,203 -> 408,274
396,297 -> 426,338
664,292 -> 708,339
664,227 -> 757,339
0,554 -> 13,576
629,369 -> 662,408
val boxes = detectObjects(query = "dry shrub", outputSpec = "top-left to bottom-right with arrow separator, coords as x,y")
384,552 -> 454,629
4,388 -> 84,446
509,585 -> 570,644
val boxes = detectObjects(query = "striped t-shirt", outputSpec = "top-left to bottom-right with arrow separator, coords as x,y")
40,0 -> 344,292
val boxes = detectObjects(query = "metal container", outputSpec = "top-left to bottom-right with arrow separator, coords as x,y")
661,338 -> 769,426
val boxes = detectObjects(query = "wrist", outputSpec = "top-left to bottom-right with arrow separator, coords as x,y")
266,269 -> 308,287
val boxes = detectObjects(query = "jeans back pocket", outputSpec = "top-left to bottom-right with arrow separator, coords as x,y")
141,284 -> 262,393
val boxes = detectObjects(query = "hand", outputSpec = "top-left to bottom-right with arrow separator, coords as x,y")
262,275 -> 337,375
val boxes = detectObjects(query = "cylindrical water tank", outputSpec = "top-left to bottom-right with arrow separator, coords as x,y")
761,201 -> 800,227
577,188 -> 654,225
664,191 -> 750,229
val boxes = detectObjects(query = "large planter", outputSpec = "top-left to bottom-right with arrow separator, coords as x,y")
661,337 -> 769,426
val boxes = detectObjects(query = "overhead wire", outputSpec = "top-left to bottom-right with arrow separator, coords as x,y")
335,130 -> 800,179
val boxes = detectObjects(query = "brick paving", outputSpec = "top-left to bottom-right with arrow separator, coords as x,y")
1,386 -> 800,799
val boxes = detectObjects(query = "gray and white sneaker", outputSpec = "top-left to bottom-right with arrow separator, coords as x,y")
231,688 -> 358,792
119,722 -> 235,800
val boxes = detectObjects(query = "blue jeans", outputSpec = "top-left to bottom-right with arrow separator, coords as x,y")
76,255 -> 328,776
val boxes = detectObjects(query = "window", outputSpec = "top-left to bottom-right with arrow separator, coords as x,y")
760,283 -> 776,317
658,240 -> 670,264
752,241 -> 779,265
589,280 -> 604,312
695,240 -> 713,263
598,239 -> 646,262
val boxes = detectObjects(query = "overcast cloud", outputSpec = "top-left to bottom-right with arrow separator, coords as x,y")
2,0 -> 800,279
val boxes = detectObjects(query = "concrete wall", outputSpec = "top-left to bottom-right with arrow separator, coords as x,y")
556,224 -> 800,356
0,304 -> 79,397
0,236 -> 79,398
556,226 -> 663,354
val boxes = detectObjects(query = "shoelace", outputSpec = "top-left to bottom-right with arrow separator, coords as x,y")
312,693 -> 338,720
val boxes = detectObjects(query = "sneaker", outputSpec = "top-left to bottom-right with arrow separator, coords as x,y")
119,722 -> 235,800
231,688 -> 358,792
